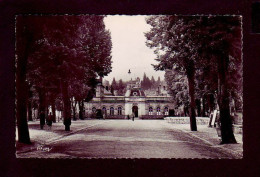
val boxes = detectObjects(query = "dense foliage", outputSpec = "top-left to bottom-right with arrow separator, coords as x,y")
145,15 -> 242,143
16,15 -> 112,142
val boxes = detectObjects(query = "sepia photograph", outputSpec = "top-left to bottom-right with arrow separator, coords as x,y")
15,15 -> 243,159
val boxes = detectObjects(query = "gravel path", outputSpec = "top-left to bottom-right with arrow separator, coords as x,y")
16,119 -> 243,158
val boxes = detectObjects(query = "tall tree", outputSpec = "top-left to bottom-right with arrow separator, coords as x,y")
197,16 -> 242,143
150,76 -> 156,88
145,15 -> 241,143
157,76 -> 161,86
141,73 -> 153,90
111,77 -> 117,93
165,69 -> 189,112
117,79 -> 126,95
17,15 -> 112,134
145,16 -> 199,131
141,73 -> 147,89
16,16 -> 46,144
16,16 -> 32,144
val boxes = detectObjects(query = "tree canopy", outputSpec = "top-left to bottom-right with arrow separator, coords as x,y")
145,15 -> 242,143
16,15 -> 112,139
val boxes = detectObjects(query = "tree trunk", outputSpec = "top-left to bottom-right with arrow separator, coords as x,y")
51,101 -> 56,123
38,89 -> 46,113
72,99 -> 76,121
218,55 -> 236,144
61,81 -> 71,131
202,96 -> 206,117
27,84 -> 33,121
27,100 -> 33,121
79,100 -> 84,120
16,67 -> 31,144
186,62 -> 197,131
218,56 -> 236,144
208,94 -> 214,112
195,99 -> 201,117
16,18 -> 32,144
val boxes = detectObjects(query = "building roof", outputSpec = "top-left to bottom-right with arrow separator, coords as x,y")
104,88 -> 113,95
125,88 -> 145,97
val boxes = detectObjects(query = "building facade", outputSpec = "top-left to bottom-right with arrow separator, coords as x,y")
84,78 -> 175,119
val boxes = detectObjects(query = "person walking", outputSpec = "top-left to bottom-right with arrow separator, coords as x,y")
132,113 -> 135,121
47,112 -> 53,130
40,111 -> 45,129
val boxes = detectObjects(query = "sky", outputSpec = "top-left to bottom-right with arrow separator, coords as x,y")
103,15 -> 165,83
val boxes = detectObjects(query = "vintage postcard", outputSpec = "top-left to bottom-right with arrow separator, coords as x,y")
15,15 -> 243,159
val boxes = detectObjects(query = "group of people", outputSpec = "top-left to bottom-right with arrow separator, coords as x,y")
39,111 -> 53,130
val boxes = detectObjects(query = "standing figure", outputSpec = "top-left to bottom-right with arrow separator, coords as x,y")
40,111 -> 45,129
103,112 -> 106,120
132,113 -> 135,121
47,112 -> 53,130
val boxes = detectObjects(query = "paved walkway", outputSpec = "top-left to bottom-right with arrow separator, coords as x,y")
165,123 -> 243,158
16,119 -> 243,158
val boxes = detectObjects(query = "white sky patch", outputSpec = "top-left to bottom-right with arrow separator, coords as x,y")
103,15 -> 165,83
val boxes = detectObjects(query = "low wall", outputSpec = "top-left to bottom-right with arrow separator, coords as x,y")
140,115 -> 165,120
232,112 -> 243,125
105,115 -> 165,119
233,124 -> 243,134
164,117 -> 210,125
105,115 -> 126,119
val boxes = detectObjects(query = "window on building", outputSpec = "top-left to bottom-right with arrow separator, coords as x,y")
92,107 -> 96,113
110,107 -> 114,115
149,107 -> 153,115
157,107 -> 161,115
164,107 -> 169,115
102,107 -> 106,114
118,107 -> 122,115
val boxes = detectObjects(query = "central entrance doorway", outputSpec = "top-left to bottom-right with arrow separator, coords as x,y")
132,106 -> 138,117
